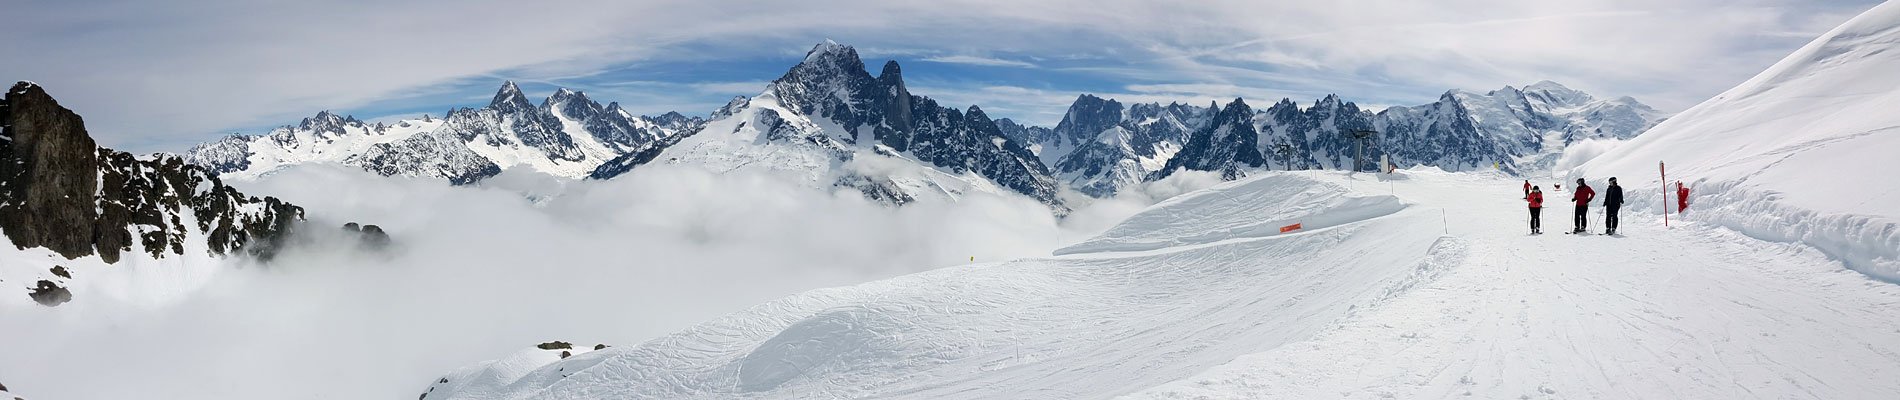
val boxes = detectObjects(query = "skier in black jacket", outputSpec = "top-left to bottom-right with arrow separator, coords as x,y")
1604,177 -> 1625,235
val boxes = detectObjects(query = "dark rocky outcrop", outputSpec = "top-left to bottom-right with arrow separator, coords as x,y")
343,222 -> 392,250
536,341 -> 574,350
29,280 -> 71,306
1,82 -> 305,263
0,82 -> 98,259
1152,98 -> 1266,180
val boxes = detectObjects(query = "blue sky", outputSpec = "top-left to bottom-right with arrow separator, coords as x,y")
2,0 -> 1882,153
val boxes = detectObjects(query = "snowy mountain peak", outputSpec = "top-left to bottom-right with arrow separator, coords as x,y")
797,40 -> 864,72
547,87 -> 593,106
1316,94 -> 1343,107
1521,80 -> 1596,108
965,105 -> 990,120
1222,97 -> 1250,111
490,81 -> 535,114
543,87 -> 603,121
296,110 -> 361,136
878,60 -> 902,80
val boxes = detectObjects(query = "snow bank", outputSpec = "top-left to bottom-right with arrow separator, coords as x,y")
1581,1 -> 1900,282
1055,172 -> 1405,255
1655,180 -> 1898,282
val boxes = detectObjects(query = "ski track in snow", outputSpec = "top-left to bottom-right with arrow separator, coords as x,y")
429,170 -> 1900,399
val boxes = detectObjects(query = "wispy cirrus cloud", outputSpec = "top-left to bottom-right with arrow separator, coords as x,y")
920,55 -> 1040,68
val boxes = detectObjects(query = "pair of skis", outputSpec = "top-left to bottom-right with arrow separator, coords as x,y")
1548,211 -> 1616,235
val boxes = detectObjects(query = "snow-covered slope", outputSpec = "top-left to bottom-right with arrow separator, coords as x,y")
183,83 -> 702,184
422,169 -> 1900,399
1581,0 -> 1900,281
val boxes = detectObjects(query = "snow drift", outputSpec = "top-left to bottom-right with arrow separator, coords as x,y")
1581,0 -> 1900,282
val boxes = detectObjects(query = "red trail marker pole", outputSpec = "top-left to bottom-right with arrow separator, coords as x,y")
1660,161 -> 1669,228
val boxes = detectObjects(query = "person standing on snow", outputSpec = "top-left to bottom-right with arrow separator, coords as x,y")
1523,180 -> 1531,199
1571,178 -> 1595,234
1527,186 -> 1544,234
1676,181 -> 1691,213
1604,177 -> 1624,235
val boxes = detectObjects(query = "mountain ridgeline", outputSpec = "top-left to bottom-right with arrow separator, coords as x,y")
181,41 -> 1664,205
1,82 -> 304,265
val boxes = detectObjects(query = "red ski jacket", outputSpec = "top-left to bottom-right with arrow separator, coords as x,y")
1678,185 -> 1691,211
1528,192 -> 1544,208
1573,185 -> 1596,206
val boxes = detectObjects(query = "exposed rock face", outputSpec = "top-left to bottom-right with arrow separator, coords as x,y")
0,81 -> 98,259
343,222 -> 392,250
1044,96 -> 1212,196
1153,98 -> 1266,180
994,118 -> 1055,146
1,82 -> 305,263
28,280 -> 70,306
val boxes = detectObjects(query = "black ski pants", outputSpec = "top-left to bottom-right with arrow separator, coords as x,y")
1529,207 -> 1542,232
1606,204 -> 1620,232
1574,205 -> 1589,232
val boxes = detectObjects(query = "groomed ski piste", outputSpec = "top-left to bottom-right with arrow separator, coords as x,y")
422,168 -> 1900,399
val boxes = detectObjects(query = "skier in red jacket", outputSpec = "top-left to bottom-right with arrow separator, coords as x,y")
1571,178 -> 1595,234
1676,181 -> 1690,213
1527,186 -> 1544,234
1522,180 -> 1531,199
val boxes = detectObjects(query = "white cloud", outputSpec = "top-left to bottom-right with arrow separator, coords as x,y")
920,55 -> 1039,68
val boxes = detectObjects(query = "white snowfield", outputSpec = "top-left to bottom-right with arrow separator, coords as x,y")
425,170 -> 1900,399
1580,0 -> 1900,282
1056,173 -> 1405,255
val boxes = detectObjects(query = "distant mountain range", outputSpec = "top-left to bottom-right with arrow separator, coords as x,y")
182,41 -> 1665,207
